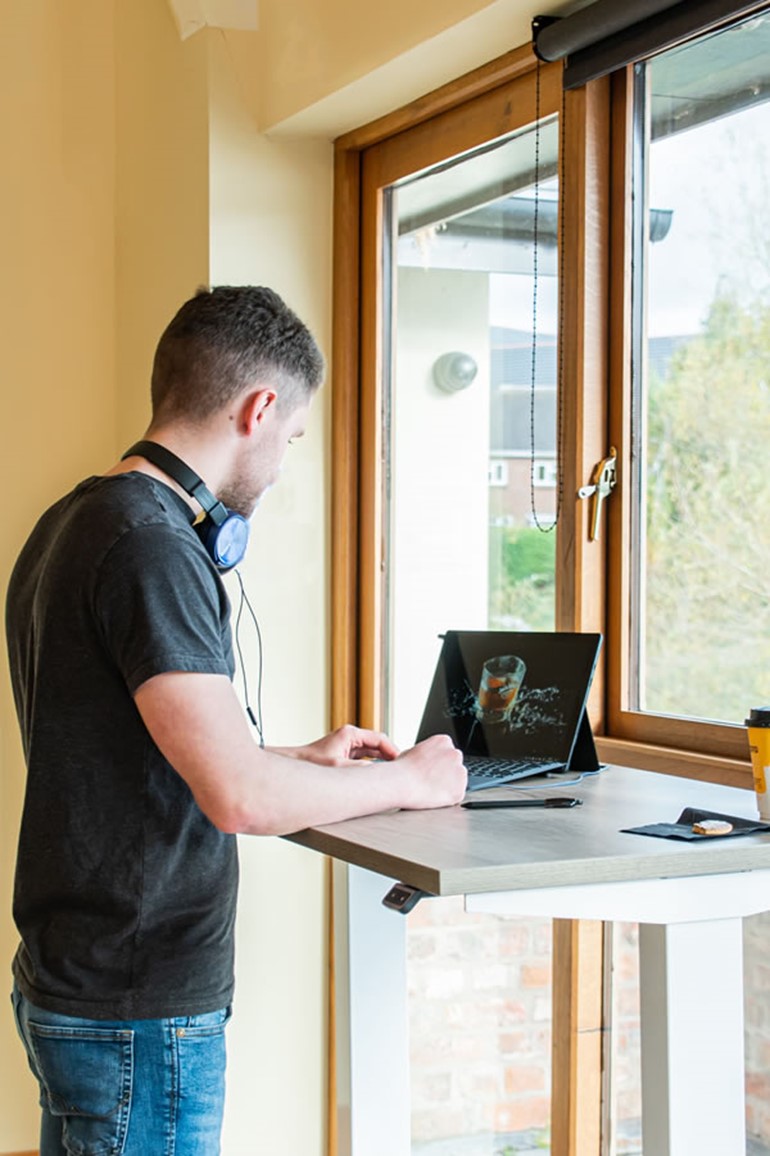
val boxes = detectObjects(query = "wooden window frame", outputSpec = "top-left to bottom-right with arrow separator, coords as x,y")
330,43 -> 610,1156
599,66 -> 754,788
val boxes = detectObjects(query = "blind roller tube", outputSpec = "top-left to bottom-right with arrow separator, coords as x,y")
534,0 -> 679,62
561,0 -> 769,88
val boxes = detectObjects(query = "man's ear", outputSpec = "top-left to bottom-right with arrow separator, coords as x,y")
241,388 -> 277,433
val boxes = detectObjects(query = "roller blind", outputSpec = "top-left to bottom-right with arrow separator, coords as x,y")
532,0 -> 770,88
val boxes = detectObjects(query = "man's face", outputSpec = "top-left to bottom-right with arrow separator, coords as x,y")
219,397 -> 312,518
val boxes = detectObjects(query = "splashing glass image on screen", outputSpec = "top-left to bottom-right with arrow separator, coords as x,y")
416,631 -> 602,761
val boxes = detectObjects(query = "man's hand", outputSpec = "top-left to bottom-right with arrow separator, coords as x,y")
272,725 -> 400,766
275,730 -> 466,807
389,734 -> 467,809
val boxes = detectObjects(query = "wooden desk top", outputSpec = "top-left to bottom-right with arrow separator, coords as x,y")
287,765 -> 770,896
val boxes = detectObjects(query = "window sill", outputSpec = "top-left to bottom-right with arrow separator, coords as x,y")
596,735 -> 753,790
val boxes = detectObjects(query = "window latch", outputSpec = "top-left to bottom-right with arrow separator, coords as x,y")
578,448 -> 617,541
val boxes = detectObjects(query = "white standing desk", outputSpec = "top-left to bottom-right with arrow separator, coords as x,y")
288,765 -> 770,1156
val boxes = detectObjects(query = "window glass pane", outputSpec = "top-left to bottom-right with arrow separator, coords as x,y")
388,120 -> 560,746
606,914 -> 770,1155
633,12 -> 770,724
383,118 -> 559,1153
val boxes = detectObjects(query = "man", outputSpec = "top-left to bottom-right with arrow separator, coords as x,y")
6,285 -> 466,1155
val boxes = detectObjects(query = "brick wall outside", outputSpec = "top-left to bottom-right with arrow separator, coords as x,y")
408,898 -> 552,1145
408,903 -> 770,1151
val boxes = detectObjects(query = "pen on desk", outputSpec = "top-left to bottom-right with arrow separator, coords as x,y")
462,797 -> 582,810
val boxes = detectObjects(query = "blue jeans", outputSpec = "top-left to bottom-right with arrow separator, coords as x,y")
11,984 -> 230,1155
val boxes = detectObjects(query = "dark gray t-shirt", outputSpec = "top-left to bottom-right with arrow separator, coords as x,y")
6,472 -> 238,1019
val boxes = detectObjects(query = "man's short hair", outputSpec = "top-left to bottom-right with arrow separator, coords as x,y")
151,285 -> 325,422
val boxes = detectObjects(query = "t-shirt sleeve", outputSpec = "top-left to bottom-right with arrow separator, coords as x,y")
93,522 -> 234,694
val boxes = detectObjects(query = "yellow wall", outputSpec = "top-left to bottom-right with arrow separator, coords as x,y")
0,0 -> 211,1145
0,1 -> 334,1149
0,0 -> 554,1149
0,1 -> 117,1145
115,0 -> 211,444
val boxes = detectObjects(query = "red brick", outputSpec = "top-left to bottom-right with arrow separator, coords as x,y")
520,964 -> 551,988
494,1096 -> 550,1132
746,1073 -> 770,1099
498,1030 -> 529,1054
504,1064 -> 546,1094
498,999 -> 528,1025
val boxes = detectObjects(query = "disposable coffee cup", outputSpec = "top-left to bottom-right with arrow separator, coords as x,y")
746,707 -> 770,821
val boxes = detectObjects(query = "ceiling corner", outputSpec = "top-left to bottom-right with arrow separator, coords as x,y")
166,0 -> 258,41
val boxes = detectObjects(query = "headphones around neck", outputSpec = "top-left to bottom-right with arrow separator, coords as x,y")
122,440 -> 249,572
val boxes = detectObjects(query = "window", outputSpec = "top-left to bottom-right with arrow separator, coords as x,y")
533,460 -> 557,487
488,460 -> 509,487
331,16 -> 770,1154
607,7 -> 770,765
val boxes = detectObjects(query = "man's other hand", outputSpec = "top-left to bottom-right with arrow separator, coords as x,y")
280,725 -> 400,766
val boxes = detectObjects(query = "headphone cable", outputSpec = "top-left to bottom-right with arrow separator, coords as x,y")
233,568 -> 265,748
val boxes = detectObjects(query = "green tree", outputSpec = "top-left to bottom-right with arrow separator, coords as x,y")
644,293 -> 770,721
489,526 -> 556,631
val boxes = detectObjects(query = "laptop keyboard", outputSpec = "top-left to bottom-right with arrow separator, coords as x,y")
463,755 -> 564,791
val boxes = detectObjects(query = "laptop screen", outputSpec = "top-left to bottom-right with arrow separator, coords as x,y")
416,631 -> 602,761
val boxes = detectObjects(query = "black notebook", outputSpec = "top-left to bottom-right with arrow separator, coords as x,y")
416,630 -> 603,791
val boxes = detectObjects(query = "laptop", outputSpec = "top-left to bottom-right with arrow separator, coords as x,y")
416,630 -> 603,791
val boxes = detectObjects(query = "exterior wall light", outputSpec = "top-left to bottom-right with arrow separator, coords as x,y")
432,351 -> 479,393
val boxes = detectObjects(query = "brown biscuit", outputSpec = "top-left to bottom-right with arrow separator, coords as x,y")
692,819 -> 733,836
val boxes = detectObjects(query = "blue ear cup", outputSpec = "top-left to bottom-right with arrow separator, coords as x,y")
194,508 -> 250,571
121,440 -> 250,572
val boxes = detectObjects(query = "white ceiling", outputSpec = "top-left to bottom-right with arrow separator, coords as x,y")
165,0 -> 258,40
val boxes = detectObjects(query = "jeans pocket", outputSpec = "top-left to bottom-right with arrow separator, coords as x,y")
171,1007 -> 229,1145
178,1005 -> 232,1037
27,1022 -> 134,1156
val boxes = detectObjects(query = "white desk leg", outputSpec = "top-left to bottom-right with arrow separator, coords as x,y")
638,918 -> 746,1156
333,862 -> 411,1156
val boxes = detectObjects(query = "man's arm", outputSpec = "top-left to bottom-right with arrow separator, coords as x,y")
134,672 -> 466,836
